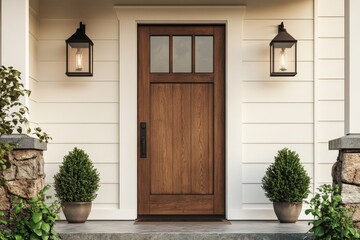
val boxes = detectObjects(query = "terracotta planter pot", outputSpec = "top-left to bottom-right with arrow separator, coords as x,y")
62,202 -> 92,223
273,202 -> 302,223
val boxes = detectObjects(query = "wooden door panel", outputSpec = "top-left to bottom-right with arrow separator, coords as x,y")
150,195 -> 214,215
150,84 -> 174,194
172,84 -> 192,194
191,84 -> 213,194
150,84 -> 213,195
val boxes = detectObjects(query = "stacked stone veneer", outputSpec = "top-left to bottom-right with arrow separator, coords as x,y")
0,135 -> 46,213
330,135 -> 360,228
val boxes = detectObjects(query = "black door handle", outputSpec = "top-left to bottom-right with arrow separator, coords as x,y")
140,122 -> 146,158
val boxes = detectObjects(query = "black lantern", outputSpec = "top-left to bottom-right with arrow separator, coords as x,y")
66,22 -> 93,76
270,22 -> 297,77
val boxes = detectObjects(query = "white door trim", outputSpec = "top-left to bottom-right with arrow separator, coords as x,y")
115,5 -> 245,219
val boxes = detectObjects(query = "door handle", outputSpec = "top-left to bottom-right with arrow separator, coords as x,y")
140,122 -> 146,158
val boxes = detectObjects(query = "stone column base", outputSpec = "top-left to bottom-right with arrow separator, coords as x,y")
0,135 -> 46,212
330,134 -> 360,227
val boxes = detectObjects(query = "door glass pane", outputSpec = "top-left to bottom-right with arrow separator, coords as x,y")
195,36 -> 213,73
173,36 -> 192,73
150,36 -> 169,73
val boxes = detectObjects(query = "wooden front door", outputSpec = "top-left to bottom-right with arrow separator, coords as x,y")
138,25 -> 225,217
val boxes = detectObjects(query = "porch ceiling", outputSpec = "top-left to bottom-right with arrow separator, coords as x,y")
112,0 -> 247,5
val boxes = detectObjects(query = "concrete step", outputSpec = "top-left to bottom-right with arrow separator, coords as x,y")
59,232 -> 312,240
56,220 -> 313,240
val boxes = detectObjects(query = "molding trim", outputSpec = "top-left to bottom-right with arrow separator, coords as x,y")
115,5 -> 245,220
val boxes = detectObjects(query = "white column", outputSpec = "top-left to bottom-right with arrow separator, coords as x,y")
1,0 -> 29,106
345,0 -> 360,134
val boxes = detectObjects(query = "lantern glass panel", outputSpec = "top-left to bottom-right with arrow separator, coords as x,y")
67,42 -> 91,74
272,42 -> 296,74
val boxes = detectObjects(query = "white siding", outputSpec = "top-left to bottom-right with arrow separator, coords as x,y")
30,0 -> 345,220
240,0 -> 315,218
315,0 -> 344,187
34,0 -> 120,216
238,0 -> 343,219
29,1 -> 39,124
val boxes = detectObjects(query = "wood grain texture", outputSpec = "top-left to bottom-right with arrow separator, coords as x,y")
191,84 -> 213,194
150,84 -> 174,194
150,195 -> 214,215
172,84 -> 192,194
138,26 -> 151,214
213,26 -> 225,214
150,73 -> 213,83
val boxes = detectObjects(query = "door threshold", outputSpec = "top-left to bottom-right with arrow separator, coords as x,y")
135,215 -> 229,224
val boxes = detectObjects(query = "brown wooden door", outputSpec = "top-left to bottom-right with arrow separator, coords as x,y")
138,25 -> 225,217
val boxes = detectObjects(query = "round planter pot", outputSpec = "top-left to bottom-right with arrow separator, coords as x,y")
273,202 -> 302,223
62,202 -> 92,223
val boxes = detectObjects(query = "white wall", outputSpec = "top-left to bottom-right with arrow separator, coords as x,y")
315,0 -> 344,186
35,0 -> 120,215
29,0 -> 39,123
32,0 -> 344,220
240,0 -> 315,219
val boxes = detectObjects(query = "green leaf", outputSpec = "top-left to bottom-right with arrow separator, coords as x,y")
33,228 -> 42,237
32,212 -> 43,223
33,221 -> 42,230
14,235 -> 24,240
314,226 -> 325,236
333,195 -> 341,202
30,234 -> 39,240
313,219 -> 323,226
41,222 -> 50,233
305,209 -> 312,215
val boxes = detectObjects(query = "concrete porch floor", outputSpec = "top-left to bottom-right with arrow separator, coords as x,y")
56,220 -> 313,240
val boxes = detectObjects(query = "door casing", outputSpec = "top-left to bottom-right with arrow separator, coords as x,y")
137,24 -> 226,217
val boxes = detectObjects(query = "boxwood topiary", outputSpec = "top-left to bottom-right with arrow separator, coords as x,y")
54,147 -> 100,202
261,148 -> 311,202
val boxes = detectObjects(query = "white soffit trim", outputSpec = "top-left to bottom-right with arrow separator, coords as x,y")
115,5 -> 245,220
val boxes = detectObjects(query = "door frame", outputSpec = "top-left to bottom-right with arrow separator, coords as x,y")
137,25 -> 225,216
115,6 -> 245,220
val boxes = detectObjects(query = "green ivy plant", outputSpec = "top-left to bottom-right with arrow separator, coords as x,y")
0,66 -> 51,170
261,148 -> 311,202
54,148 -> 100,202
0,185 -> 61,240
305,184 -> 360,240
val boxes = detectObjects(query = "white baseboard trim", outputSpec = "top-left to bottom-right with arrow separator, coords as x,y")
227,208 -> 313,220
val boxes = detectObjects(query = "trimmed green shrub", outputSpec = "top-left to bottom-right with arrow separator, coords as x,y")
54,147 -> 100,202
306,184 -> 360,239
261,148 -> 311,202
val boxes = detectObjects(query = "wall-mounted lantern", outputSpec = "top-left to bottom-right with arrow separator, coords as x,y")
66,22 -> 93,77
270,22 -> 297,77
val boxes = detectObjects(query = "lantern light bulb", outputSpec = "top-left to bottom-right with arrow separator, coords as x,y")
279,48 -> 287,71
75,48 -> 83,71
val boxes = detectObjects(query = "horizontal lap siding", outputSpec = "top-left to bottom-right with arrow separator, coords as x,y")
33,0 -> 345,220
243,143 -> 314,163
240,0 -> 315,219
241,0 -> 345,218
35,13 -> 119,210
316,0 -> 344,187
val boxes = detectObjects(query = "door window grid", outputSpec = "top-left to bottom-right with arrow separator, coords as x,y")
150,35 -> 214,74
